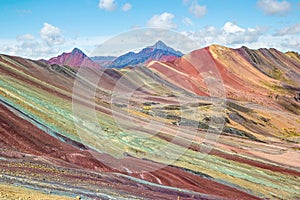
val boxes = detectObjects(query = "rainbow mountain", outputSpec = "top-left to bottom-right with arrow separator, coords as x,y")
0,43 -> 300,199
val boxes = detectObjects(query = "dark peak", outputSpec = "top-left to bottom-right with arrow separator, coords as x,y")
241,46 -> 249,50
286,51 -> 299,54
269,47 -> 281,53
71,48 -> 84,54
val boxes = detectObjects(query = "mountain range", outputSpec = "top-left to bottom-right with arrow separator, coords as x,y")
105,40 -> 183,68
43,40 -> 300,106
43,40 -> 183,68
0,42 -> 300,199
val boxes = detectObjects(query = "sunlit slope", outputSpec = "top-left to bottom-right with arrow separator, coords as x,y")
238,47 -> 300,85
286,51 -> 300,64
148,45 -> 300,111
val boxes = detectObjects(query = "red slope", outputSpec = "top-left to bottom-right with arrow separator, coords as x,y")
147,45 -> 289,104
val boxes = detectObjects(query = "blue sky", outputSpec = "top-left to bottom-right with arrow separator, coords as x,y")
0,0 -> 299,59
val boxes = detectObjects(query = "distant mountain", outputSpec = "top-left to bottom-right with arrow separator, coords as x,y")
91,56 -> 117,68
45,48 -> 101,68
107,40 -> 183,68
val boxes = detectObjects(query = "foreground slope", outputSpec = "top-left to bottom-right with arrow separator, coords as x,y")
0,45 -> 300,199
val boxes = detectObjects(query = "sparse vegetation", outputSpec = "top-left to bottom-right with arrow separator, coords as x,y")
269,67 -> 285,81
282,128 -> 300,137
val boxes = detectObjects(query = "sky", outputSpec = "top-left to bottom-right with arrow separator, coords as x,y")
0,0 -> 300,59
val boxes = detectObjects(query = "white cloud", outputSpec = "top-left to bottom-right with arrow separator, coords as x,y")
98,0 -> 117,11
40,23 -> 65,46
184,22 -> 264,47
147,12 -> 177,29
183,17 -> 193,26
0,33 -> 113,59
181,24 -> 300,52
275,23 -> 300,36
189,1 -> 207,18
257,0 -> 291,16
281,36 -> 300,49
17,34 -> 35,41
122,3 -> 132,11
223,22 -> 245,34
2,39 -> 60,59
183,22 -> 300,52
239,35 -> 300,52
0,23 -> 67,59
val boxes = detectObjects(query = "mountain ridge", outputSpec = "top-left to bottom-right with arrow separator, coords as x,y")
44,48 -> 102,68
42,42 -> 300,70
44,41 -> 183,69
105,40 -> 184,68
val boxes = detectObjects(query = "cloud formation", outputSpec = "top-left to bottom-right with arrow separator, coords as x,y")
147,12 -> 177,29
2,39 -> 59,59
17,34 -> 35,41
223,22 -> 245,34
184,22 -> 264,46
1,23 -> 65,59
189,1 -> 207,18
40,23 -> 65,46
98,0 -> 117,11
257,0 -> 291,16
275,23 -> 300,36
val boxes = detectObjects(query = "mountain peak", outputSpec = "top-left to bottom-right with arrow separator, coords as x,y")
108,41 -> 183,68
149,40 -> 183,56
152,40 -> 168,49
46,47 -> 101,68
71,48 -> 84,55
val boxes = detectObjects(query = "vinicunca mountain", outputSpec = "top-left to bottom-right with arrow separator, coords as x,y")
149,45 -> 300,105
0,42 -> 300,199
